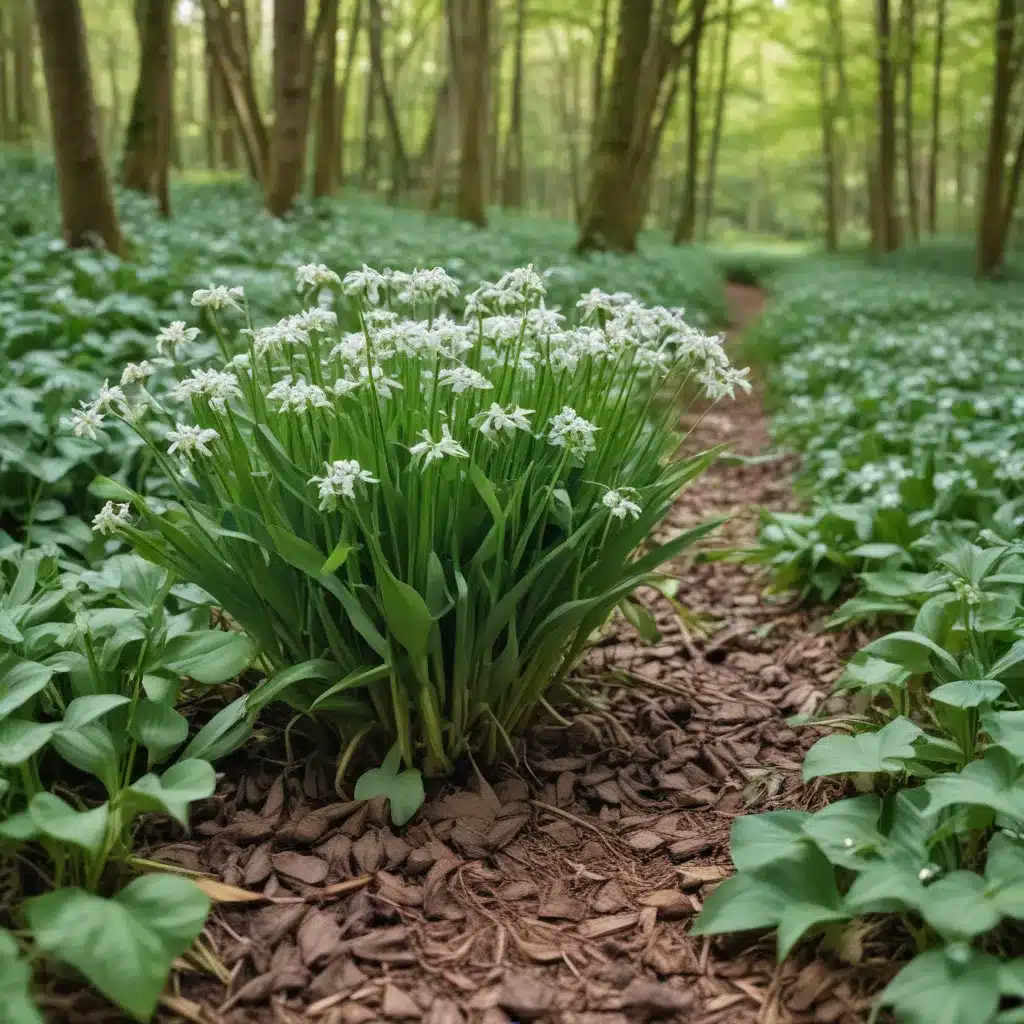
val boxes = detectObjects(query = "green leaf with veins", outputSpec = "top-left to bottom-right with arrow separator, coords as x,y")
802,716 -> 923,781
931,679 -> 1005,708
28,793 -> 109,855
925,747 -> 1024,820
878,946 -> 1001,1024
729,810 -> 810,871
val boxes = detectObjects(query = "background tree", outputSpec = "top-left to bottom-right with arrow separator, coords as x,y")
35,0 -> 124,253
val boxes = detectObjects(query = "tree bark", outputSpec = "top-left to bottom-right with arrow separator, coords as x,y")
954,68 -> 965,232
500,0 -> 525,207
122,0 -> 174,217
368,0 -> 410,197
590,0 -> 611,163
0,8 -> 11,142
977,0 -> 1020,278
673,0 -> 709,244
926,0 -> 946,233
900,0 -> 918,240
875,0 -> 901,251
266,0 -> 333,216
312,0 -> 340,197
825,0 -> 850,232
335,0 -> 363,188
447,0 -> 490,226
12,0 -> 36,142
34,0 -> 124,254
203,0 -> 269,182
700,0 -> 733,241
820,51 -> 839,251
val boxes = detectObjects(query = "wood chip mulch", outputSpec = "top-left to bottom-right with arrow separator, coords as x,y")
119,286 -> 902,1024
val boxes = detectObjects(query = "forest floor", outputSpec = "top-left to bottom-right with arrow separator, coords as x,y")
133,286 -> 894,1024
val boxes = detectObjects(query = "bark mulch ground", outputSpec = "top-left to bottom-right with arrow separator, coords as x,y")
137,285 -> 897,1024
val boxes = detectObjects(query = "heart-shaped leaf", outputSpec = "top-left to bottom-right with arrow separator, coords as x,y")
931,679 -> 1005,709
803,716 -> 923,781
51,722 -> 121,796
354,746 -> 425,826
861,631 -> 961,676
878,946 -> 1001,1024
925,747 -> 1024,820
129,699 -> 189,767
28,793 -> 109,855
730,810 -> 810,872
26,875 -> 210,1022
159,630 -> 254,685
122,759 -> 216,826
0,929 -> 43,1024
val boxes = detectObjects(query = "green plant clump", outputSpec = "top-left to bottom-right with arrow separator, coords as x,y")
694,537 -> 1024,1024
0,546 -> 256,1021
76,262 -> 744,817
744,262 -> 1024,607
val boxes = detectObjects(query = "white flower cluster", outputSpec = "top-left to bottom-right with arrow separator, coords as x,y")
171,368 -> 243,412
343,265 -> 460,307
191,284 -> 245,312
92,501 -> 131,535
409,424 -> 469,465
309,459 -> 378,510
547,406 -> 598,457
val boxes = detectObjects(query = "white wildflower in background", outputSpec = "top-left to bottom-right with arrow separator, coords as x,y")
293,307 -> 338,334
438,366 -> 493,394
93,379 -> 126,413
241,324 -> 284,358
525,307 -> 565,336
309,459 -> 378,509
547,407 -> 598,457
473,403 -> 533,437
91,501 -> 131,535
120,361 -> 155,386
343,264 -> 386,305
328,333 -> 369,364
330,376 -> 360,397
576,288 -> 630,320
359,364 -> 403,399
296,264 -> 341,291
364,309 -> 399,328
68,401 -> 105,440
396,267 -> 460,305
156,320 -> 200,359
191,284 -> 245,312
167,424 -> 220,459
266,376 -> 332,413
699,365 -> 752,400
171,368 -> 243,412
602,489 -> 642,520
409,424 -> 469,466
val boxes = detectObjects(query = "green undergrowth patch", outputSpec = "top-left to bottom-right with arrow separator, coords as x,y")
742,260 -> 1024,611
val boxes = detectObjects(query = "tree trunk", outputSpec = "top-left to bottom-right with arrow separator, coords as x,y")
977,0 -> 1019,278
590,0 -> 611,162
335,0 -> 363,188
673,0 -> 708,245
122,0 -> 174,217
875,0 -> 901,251
820,52 -> 839,252
12,0 -> 36,142
900,0 -> 918,240
551,30 -> 584,221
954,69 -> 965,232
825,0 -> 850,232
926,0 -> 946,233
35,0 -> 124,253
368,0 -> 410,197
447,0 -> 490,226
312,0 -> 340,197
700,0 -> 733,241
266,0 -> 333,216
500,0 -> 525,207
0,8 -> 11,142
203,0 -> 269,182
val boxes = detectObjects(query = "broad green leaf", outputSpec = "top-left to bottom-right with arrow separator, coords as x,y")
920,872 -> 1002,939
833,656 -> 910,694
376,568 -> 434,659
0,660 -> 55,720
985,832 -> 1024,918
51,722 -> 121,796
0,611 -> 23,643
861,631 -> 961,676
843,862 -> 926,915
803,717 -> 923,781
730,810 -> 810,871
982,709 -> 1024,759
62,694 -> 131,730
0,929 -> 43,1024
160,630 -> 254,685
931,679 -> 1005,708
878,946 -> 1001,1024
130,699 -> 189,767
247,659 -> 342,711
26,875 -> 210,1022
123,759 -> 216,826
802,794 -> 884,867
989,640 -> 1024,681
28,793 -> 109,855
0,719 -> 60,765
354,746 -> 425,826
925,747 -> 1024,820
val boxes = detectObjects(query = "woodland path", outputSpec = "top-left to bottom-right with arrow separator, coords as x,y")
136,285 -> 888,1024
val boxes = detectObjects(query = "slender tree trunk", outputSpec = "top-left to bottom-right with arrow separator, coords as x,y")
900,0 -> 919,240
700,0 -> 733,241
500,0 -> 525,207
820,52 -> 839,251
977,0 -> 1019,277
368,0 -> 409,197
35,0 -> 124,253
362,63 -> 377,188
673,0 -> 708,244
312,0 -> 340,197
875,0 -> 901,251
926,0 -> 946,233
335,0 -> 363,188
0,9 -> 11,142
590,0 -> 611,162
488,17 -> 503,201
12,0 -> 36,142
447,0 -> 490,226
954,69 -> 965,232
122,0 -> 174,217
825,0 -> 851,233
576,0 -> 654,251
551,31 -> 583,221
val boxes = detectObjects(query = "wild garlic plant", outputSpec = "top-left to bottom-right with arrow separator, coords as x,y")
74,263 -> 747,780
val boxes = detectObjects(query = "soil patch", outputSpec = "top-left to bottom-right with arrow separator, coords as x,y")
135,285 -> 888,1024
